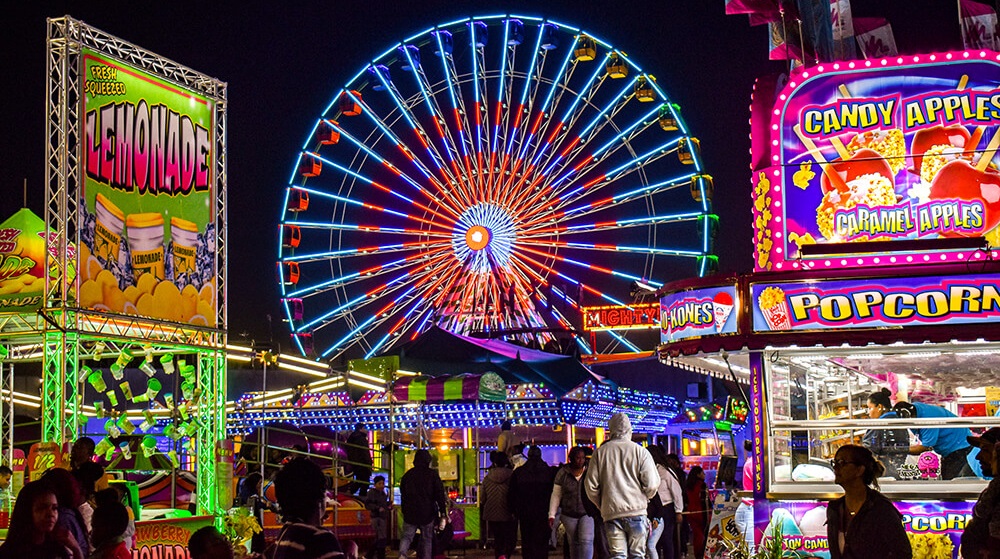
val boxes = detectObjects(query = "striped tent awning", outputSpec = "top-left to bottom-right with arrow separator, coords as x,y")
392,372 -> 507,402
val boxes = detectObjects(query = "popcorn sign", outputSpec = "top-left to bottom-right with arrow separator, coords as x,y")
752,51 -> 1000,272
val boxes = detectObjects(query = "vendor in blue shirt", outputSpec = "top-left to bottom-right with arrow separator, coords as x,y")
893,401 -> 981,480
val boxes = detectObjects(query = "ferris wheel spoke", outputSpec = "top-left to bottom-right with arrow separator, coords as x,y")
289,246 -> 451,300
519,211 -> 702,239
345,84 -> 470,214
283,239 -> 451,265
534,173 -> 696,223
316,119 -> 463,222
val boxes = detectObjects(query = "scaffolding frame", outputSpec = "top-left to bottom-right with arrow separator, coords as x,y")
40,16 -> 228,515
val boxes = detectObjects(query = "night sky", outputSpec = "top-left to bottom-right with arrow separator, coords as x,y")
2,1 -> 967,351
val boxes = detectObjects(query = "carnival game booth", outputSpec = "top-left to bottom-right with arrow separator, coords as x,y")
659,45 -> 1000,558
0,16 -> 228,552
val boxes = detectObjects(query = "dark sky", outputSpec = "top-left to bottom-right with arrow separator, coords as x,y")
2,1 -> 967,349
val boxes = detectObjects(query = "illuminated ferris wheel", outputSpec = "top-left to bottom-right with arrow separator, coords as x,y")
278,15 -> 715,361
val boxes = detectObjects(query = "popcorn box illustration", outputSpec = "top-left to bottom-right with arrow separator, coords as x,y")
758,286 -> 792,330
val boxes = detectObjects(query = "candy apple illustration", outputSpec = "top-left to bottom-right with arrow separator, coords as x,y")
820,148 -> 894,194
928,159 -> 1000,235
911,124 -> 972,175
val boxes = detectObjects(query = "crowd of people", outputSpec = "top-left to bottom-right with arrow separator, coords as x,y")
1,409 -> 997,559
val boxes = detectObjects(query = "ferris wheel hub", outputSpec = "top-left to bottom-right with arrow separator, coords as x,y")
465,225 -> 491,251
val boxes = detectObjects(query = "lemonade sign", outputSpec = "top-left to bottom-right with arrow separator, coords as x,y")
79,50 -> 217,327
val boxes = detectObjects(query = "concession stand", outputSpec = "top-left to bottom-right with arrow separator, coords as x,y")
658,50 -> 1000,559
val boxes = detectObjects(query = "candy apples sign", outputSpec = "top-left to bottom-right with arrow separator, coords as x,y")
752,51 -> 1000,272
660,285 -> 739,343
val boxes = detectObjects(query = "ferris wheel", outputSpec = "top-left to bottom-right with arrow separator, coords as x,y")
278,15 -> 715,361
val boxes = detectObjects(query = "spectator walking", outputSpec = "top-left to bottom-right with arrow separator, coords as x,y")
662,454 -> 687,559
0,480 -> 83,559
364,476 -> 390,559
826,444 -> 911,559
961,427 -> 1000,558
189,526 -> 235,559
41,468 -> 90,558
268,457 -> 346,559
347,424 -> 373,496
399,449 -> 447,559
549,446 -> 594,559
583,413 -> 659,559
684,467 -> 710,559
497,421 -> 519,461
645,480 -> 664,559
648,446 -> 683,559
509,446 -> 554,559
89,501 -> 131,559
480,452 -> 516,559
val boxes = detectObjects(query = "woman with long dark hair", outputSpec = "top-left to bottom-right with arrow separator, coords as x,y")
826,444 -> 911,558
0,480 -> 83,558
684,466 -> 710,559
41,468 -> 90,557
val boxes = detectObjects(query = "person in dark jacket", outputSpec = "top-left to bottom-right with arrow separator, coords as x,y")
863,388 -> 911,478
364,476 -> 390,559
481,452 -> 516,559
549,446 -> 593,559
826,444 -> 911,559
961,427 -> 1000,558
346,423 -> 373,496
509,445 -> 554,559
399,449 -> 447,559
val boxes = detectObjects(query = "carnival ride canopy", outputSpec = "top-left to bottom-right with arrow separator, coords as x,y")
395,326 -> 601,397
391,372 -> 506,403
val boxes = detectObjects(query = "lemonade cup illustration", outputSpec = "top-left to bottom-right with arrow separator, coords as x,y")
758,286 -> 793,330
87,371 -> 106,392
139,361 -> 156,378
110,363 -> 124,381
140,409 -> 156,431
171,216 -> 201,276
119,441 -> 132,461
117,415 -> 136,435
159,354 -> 175,375
126,212 -> 166,281
119,381 -> 133,401
93,193 -> 124,264
141,435 -> 158,458
94,437 -> 113,457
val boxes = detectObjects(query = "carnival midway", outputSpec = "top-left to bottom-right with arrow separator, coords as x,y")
1,2 -> 999,559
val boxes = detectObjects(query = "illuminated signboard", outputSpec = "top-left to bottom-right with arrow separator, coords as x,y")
79,49 -> 218,327
660,285 -> 739,343
751,273 -> 1000,332
582,303 -> 659,332
752,51 -> 1000,272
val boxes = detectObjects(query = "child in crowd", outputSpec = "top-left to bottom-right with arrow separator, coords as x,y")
364,475 -> 389,559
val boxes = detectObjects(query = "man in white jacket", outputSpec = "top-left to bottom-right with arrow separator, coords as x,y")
583,413 -> 660,559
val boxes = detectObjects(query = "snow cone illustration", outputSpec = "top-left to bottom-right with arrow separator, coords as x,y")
712,291 -> 734,332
